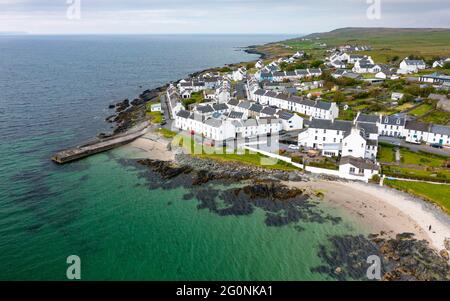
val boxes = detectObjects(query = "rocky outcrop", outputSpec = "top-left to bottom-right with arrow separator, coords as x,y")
312,232 -> 450,281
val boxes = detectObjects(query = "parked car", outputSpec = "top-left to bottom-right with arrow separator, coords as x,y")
288,144 -> 300,150
431,144 -> 443,149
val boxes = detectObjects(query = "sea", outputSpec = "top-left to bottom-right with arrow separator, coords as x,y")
0,34 -> 368,280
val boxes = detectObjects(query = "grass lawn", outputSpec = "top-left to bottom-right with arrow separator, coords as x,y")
338,109 -> 356,121
198,150 -> 298,171
383,165 -> 450,182
385,179 -> 450,213
395,102 -> 415,112
400,149 -> 447,167
157,128 -> 178,139
409,103 -> 433,116
378,144 -> 396,163
419,110 -> 450,125
147,111 -> 163,124
176,135 -> 298,171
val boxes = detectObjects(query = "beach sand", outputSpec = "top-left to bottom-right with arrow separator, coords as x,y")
124,132 -> 175,161
286,180 -> 450,252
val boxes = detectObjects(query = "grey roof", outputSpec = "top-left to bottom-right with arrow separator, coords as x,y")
176,110 -> 191,118
366,139 -> 378,146
296,69 -> 309,75
265,91 -> 278,98
227,99 -> 239,106
343,72 -> 362,79
197,105 -> 214,114
315,101 -> 332,110
260,106 -> 277,116
430,124 -> 450,136
273,71 -> 286,77
404,59 -> 425,66
243,119 -> 258,127
228,111 -> 244,119
249,103 -> 263,113
308,68 -> 322,74
213,103 -> 229,111
278,111 -> 295,120
309,119 -> 352,133
357,123 -> 379,136
381,115 -> 406,126
238,101 -> 252,109
204,118 -> 222,128
356,114 -> 379,124
340,156 -> 379,170
254,89 -> 266,96
405,121 -> 431,132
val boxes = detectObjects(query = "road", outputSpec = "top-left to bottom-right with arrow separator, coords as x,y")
379,136 -> 450,157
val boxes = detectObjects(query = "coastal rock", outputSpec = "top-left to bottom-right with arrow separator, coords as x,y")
312,232 -> 450,281
115,99 -> 129,112
445,238 -> 450,251
440,250 -> 449,260
131,98 -> 145,106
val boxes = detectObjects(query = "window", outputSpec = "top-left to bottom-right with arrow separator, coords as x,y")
350,167 -> 356,173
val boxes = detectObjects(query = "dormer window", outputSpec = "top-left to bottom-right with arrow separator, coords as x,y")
396,119 -> 400,125
385,117 -> 388,123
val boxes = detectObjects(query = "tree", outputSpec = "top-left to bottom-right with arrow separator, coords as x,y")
443,62 -> 450,69
310,60 -> 324,68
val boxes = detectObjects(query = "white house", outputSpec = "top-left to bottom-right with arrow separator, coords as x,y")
298,118 -> 378,160
339,156 -> 380,180
398,58 -> 426,74
215,79 -> 231,103
232,67 -> 246,81
341,127 -> 367,159
329,60 -> 347,69
426,124 -> 450,146
255,60 -> 264,69
404,121 -> 431,144
166,85 -> 185,119
150,103 -> 162,112
252,90 -> 339,120
352,59 -> 381,74
432,58 -> 450,68
276,111 -> 304,131
391,92 -> 404,101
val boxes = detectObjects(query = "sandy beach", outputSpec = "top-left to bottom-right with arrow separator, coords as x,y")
123,130 -> 450,253
124,131 -> 175,161
286,180 -> 450,252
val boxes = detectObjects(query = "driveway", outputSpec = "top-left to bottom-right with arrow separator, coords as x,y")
379,136 -> 450,157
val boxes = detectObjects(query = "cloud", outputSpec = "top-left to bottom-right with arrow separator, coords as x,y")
0,0 -> 449,34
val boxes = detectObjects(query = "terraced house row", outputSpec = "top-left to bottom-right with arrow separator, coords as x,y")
249,88 -> 339,120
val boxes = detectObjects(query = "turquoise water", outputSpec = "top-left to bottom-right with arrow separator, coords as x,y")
0,35 -> 366,280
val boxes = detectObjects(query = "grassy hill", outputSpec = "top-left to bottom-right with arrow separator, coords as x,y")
258,27 -> 450,63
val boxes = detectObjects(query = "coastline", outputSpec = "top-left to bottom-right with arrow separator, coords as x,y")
285,180 -> 450,251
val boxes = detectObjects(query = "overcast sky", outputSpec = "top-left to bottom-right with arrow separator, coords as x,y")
1,0 -> 449,34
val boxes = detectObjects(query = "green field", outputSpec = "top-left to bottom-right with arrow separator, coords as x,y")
252,28 -> 450,63
377,143 -> 396,163
385,179 -> 450,213
287,28 -> 450,63
408,103 -> 433,117
419,110 -> 450,125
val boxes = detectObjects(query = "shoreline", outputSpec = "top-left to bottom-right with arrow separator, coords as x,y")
123,134 -> 450,254
285,180 -> 450,252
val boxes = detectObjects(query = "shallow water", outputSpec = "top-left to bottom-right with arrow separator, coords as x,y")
0,34 -> 368,280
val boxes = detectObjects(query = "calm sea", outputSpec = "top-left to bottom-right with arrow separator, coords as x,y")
0,34 -> 366,280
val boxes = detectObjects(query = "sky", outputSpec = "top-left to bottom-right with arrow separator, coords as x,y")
0,0 -> 449,34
